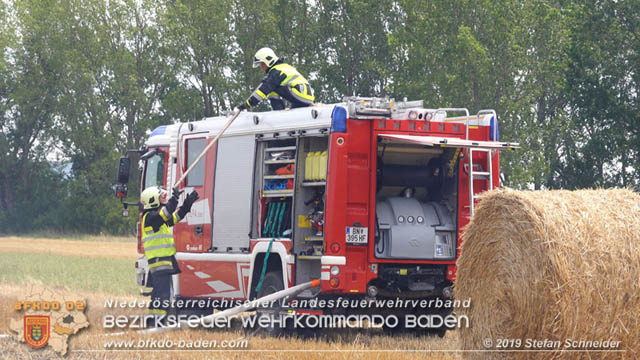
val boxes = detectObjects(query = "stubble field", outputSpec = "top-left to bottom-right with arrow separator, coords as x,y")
0,236 -> 460,360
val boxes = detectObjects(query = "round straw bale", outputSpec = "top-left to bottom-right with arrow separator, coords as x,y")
456,188 -> 639,359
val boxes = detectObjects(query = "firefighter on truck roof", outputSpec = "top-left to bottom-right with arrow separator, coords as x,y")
140,186 -> 198,325
237,47 -> 315,111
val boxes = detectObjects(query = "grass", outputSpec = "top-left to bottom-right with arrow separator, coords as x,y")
0,251 -> 139,295
0,231 -> 136,243
0,236 -> 138,259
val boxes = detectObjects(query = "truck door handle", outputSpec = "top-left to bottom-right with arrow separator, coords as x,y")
194,225 -> 203,236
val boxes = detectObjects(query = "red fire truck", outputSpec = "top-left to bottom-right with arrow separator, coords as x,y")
115,97 -> 516,331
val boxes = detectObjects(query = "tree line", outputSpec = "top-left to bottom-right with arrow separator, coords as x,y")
0,0 -> 638,234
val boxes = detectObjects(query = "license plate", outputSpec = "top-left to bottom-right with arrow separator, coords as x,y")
345,226 -> 368,244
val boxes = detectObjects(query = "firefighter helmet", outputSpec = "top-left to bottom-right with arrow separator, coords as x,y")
140,186 -> 166,210
253,47 -> 278,68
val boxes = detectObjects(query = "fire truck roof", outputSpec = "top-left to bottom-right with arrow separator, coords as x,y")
146,103 -> 337,147
145,98 -> 496,147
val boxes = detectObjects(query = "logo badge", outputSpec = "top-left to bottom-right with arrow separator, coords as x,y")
24,315 -> 50,348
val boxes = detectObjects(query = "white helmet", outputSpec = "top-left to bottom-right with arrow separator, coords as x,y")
140,186 -> 166,210
253,47 -> 279,68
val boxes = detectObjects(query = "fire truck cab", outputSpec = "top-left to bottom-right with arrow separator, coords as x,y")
118,97 -> 517,320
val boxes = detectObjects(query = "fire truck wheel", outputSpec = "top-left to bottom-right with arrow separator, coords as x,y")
255,272 -> 286,337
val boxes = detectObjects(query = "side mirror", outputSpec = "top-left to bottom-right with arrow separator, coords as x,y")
117,157 -> 130,184
141,149 -> 158,161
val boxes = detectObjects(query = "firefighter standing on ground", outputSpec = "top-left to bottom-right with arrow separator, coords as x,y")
140,186 -> 199,324
237,47 -> 315,111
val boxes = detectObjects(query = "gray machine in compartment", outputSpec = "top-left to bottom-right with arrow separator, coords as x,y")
375,196 -> 456,260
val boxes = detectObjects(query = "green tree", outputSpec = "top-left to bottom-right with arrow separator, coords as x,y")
3,0 -> 639,235
0,1 -> 14,215
230,0 -> 282,111
559,0 -> 640,188
314,0 -> 398,102
0,0 -> 66,231
388,0 -> 573,190
499,1 -> 572,189
55,0 -> 170,232
0,0 -> 171,233
160,0 -> 237,118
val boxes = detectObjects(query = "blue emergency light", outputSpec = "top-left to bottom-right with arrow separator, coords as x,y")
331,106 -> 347,133
490,116 -> 499,141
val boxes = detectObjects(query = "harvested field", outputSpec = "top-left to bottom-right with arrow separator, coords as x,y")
0,236 -> 138,259
0,237 -> 460,359
0,282 -> 461,359
456,188 -> 640,359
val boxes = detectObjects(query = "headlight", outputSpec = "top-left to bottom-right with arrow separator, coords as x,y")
398,216 -> 405,223
330,266 -> 340,276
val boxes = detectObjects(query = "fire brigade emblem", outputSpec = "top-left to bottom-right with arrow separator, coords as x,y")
24,315 -> 50,348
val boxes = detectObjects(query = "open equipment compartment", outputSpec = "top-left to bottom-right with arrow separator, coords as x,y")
254,137 -> 297,240
293,135 -> 329,286
374,137 -> 459,261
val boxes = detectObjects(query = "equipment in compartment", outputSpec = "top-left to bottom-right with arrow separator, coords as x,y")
301,244 -> 323,256
275,163 -> 295,175
269,151 -> 294,161
305,189 -> 325,237
262,142 -> 296,198
304,150 -> 327,181
262,200 -> 292,238
295,136 -> 329,280
375,145 -> 458,261
264,179 -> 293,191
259,140 -> 296,240
375,193 -> 456,259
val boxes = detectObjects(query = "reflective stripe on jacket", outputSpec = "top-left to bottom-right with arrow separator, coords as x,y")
142,212 -> 177,274
246,62 -> 315,108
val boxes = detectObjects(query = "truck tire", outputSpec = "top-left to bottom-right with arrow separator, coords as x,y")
255,272 -> 285,336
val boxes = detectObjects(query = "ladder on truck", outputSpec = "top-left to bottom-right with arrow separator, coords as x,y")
468,148 -> 493,216
468,110 -> 498,216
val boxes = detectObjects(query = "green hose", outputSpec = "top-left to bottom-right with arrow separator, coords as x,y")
275,201 -> 287,236
262,202 -> 275,237
256,201 -> 287,292
267,202 -> 280,237
254,237 -> 276,293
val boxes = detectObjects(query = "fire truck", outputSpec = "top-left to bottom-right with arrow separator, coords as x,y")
114,97 -> 517,331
